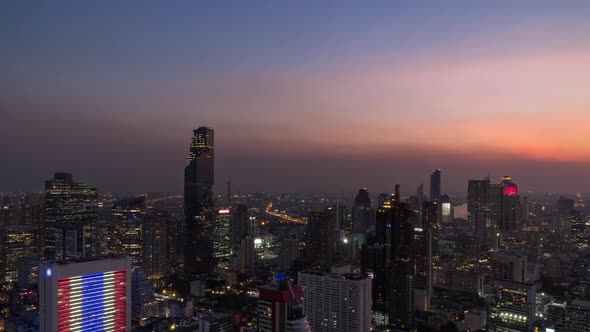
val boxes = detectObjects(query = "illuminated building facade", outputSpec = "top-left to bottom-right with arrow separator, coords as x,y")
110,197 -> 146,270
213,208 -> 231,262
490,176 -> 522,232
0,225 -> 37,282
258,280 -> 311,332
44,172 -> 98,260
142,211 -> 177,279
39,256 -> 131,332
131,269 -> 159,322
487,279 -> 536,332
184,127 -> 215,276
17,257 -> 41,289
298,270 -> 372,332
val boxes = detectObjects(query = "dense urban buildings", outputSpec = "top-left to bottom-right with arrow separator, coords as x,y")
110,196 -> 146,269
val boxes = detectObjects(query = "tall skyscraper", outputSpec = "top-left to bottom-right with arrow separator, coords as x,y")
184,127 -> 215,276
430,169 -> 441,202
39,256 -> 131,332
142,211 -> 177,279
230,204 -> 250,246
468,178 -> 491,253
352,188 -> 373,234
44,172 -> 98,260
298,269 -> 372,332
258,280 -> 311,332
307,211 -> 335,271
279,236 -> 299,271
490,176 -> 522,232
110,196 -> 146,270
213,208 -> 231,265
365,189 -> 415,331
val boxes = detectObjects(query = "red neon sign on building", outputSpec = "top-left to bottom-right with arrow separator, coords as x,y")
503,186 -> 517,196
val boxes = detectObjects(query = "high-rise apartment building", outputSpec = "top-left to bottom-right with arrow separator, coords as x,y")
44,173 -> 98,260
184,127 -> 215,276
298,269 -> 372,332
258,280 -> 311,332
307,211 -> 335,271
110,197 -> 146,270
39,256 -> 131,332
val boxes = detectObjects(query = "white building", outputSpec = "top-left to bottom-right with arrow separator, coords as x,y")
297,267 -> 372,332
39,256 -> 131,332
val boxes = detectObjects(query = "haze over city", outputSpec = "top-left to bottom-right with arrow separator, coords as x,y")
3,1 -> 590,193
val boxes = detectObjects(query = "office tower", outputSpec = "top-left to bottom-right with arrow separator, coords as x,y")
430,169 -> 441,202
367,190 -> 415,331
554,196 -> 574,233
258,280 -> 311,332
332,201 -> 347,231
468,178 -> 491,252
131,269 -> 159,323
298,269 -> 372,332
352,188 -> 373,233
184,127 -> 215,276
570,210 -> 589,249
21,194 -> 45,241
213,208 -> 231,264
279,236 -> 299,271
230,204 -> 250,246
555,299 -> 590,332
307,211 -> 335,271
489,176 -> 522,232
44,172 -> 98,260
491,253 -> 527,283
39,256 -> 131,332
238,236 -> 255,276
487,279 -> 536,332
422,201 -> 439,257
0,225 -> 37,282
142,211 -> 177,279
110,196 -> 146,270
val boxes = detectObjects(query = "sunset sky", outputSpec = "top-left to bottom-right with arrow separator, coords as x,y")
2,1 -> 590,193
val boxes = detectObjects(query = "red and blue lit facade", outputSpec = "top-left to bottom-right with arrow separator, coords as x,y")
57,270 -> 127,331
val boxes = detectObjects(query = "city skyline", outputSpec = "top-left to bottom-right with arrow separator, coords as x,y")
4,1 -> 590,193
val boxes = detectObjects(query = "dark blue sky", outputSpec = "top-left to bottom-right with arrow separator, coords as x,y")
3,1 -> 590,193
